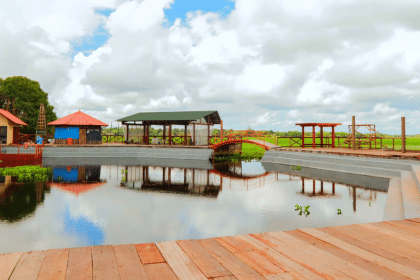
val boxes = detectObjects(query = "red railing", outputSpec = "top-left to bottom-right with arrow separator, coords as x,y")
0,144 -> 44,167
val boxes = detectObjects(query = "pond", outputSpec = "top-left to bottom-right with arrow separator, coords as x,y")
0,160 -> 389,254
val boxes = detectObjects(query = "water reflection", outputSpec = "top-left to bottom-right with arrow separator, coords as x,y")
0,160 -> 390,254
0,176 -> 47,223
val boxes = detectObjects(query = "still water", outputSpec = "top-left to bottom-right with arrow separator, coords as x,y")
0,160 -> 388,254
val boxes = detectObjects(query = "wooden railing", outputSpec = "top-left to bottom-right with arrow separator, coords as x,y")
275,136 -> 419,151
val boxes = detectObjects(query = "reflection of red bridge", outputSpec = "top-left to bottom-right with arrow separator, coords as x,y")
209,130 -> 280,151
209,169 -> 271,180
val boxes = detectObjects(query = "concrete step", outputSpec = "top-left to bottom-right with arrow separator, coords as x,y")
383,177 -> 405,221
411,165 -> 420,193
400,171 -> 420,219
263,150 -> 414,171
260,156 -> 401,178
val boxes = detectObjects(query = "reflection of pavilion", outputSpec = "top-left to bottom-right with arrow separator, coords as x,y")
297,177 -> 341,198
297,177 -> 382,212
48,165 -> 106,196
120,166 -> 221,197
0,176 -> 47,222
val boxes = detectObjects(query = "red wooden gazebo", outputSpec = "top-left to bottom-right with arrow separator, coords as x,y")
295,123 -> 342,148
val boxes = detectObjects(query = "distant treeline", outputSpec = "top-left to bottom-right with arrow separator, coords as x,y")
102,127 -> 408,138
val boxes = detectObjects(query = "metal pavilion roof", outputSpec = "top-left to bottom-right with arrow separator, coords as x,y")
295,123 -> 342,127
0,109 -> 27,126
48,110 -> 108,126
117,110 -> 221,124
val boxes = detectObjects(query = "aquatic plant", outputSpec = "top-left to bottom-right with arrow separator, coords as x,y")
295,204 -> 310,217
337,209 -> 342,215
290,166 -> 301,170
0,165 -> 51,182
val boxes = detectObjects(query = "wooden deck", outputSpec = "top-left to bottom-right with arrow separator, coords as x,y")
1,218 -> 420,279
275,147 -> 420,161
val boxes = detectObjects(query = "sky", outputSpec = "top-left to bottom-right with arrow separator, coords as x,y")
0,0 -> 419,134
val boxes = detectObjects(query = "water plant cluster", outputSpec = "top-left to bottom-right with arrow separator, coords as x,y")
0,165 -> 51,182
295,204 -> 310,217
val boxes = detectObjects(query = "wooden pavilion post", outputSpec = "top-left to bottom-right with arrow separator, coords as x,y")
169,124 -> 172,145
301,126 -> 305,148
220,120 -> 223,141
207,123 -> 210,145
143,123 -> 146,144
320,126 -> 323,148
352,116 -> 356,150
163,123 -> 166,145
312,125 -> 316,148
332,126 -> 335,148
146,124 -> 150,145
126,123 -> 130,144
184,124 -> 187,145
402,117 -> 406,153
193,123 -> 196,145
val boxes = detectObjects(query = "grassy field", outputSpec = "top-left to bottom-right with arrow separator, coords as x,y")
273,137 -> 420,150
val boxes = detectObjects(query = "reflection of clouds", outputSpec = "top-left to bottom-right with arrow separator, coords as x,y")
63,206 -> 104,246
0,163 -> 390,254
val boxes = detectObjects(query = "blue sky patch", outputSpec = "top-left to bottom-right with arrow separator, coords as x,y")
164,0 -> 235,27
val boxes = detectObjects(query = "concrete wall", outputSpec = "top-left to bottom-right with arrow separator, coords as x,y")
41,146 -> 214,160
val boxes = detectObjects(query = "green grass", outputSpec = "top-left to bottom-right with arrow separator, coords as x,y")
274,137 -> 420,150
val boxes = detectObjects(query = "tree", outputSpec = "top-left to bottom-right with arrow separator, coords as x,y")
0,76 -> 57,135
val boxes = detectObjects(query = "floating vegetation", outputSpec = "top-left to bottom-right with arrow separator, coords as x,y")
295,204 -> 310,217
337,209 -> 342,215
290,165 -> 301,170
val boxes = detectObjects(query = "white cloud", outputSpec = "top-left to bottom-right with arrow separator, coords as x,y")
0,0 -> 420,134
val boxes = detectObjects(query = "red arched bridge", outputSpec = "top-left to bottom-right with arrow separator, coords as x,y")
209,130 -> 280,150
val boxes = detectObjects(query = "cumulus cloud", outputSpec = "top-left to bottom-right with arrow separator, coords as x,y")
0,0 -> 420,134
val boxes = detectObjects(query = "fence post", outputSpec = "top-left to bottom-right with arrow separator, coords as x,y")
402,117 -> 406,153
352,116 -> 356,150
393,138 -> 395,150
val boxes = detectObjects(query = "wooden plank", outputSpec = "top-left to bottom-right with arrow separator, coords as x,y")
287,229 -> 410,280
235,234 -> 324,280
9,250 -> 46,280
144,263 -> 178,280
156,241 -> 207,280
373,221 -> 420,239
251,233 -> 352,280
213,276 -> 239,280
92,245 -> 120,280
0,252 -> 22,280
409,218 -> 420,223
199,238 -> 266,280
325,225 -> 420,268
65,247 -> 92,280
113,244 -> 148,280
267,230 -> 378,280
385,220 -> 420,233
215,236 -> 284,276
177,239 -> 232,278
264,273 -> 295,280
359,223 -> 420,250
135,243 -> 165,264
37,249 -> 69,280
300,228 -> 420,279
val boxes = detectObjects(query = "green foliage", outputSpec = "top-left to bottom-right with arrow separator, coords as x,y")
290,165 -> 301,170
337,209 -> 342,215
0,165 -> 51,182
295,204 -> 310,217
0,76 -> 57,134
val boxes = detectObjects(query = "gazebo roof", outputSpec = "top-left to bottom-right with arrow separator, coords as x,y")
0,109 -> 27,126
295,123 -> 342,127
117,110 -> 221,124
48,110 -> 108,126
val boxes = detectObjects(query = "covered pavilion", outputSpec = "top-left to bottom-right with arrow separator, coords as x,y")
116,111 -> 222,146
295,123 -> 342,148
